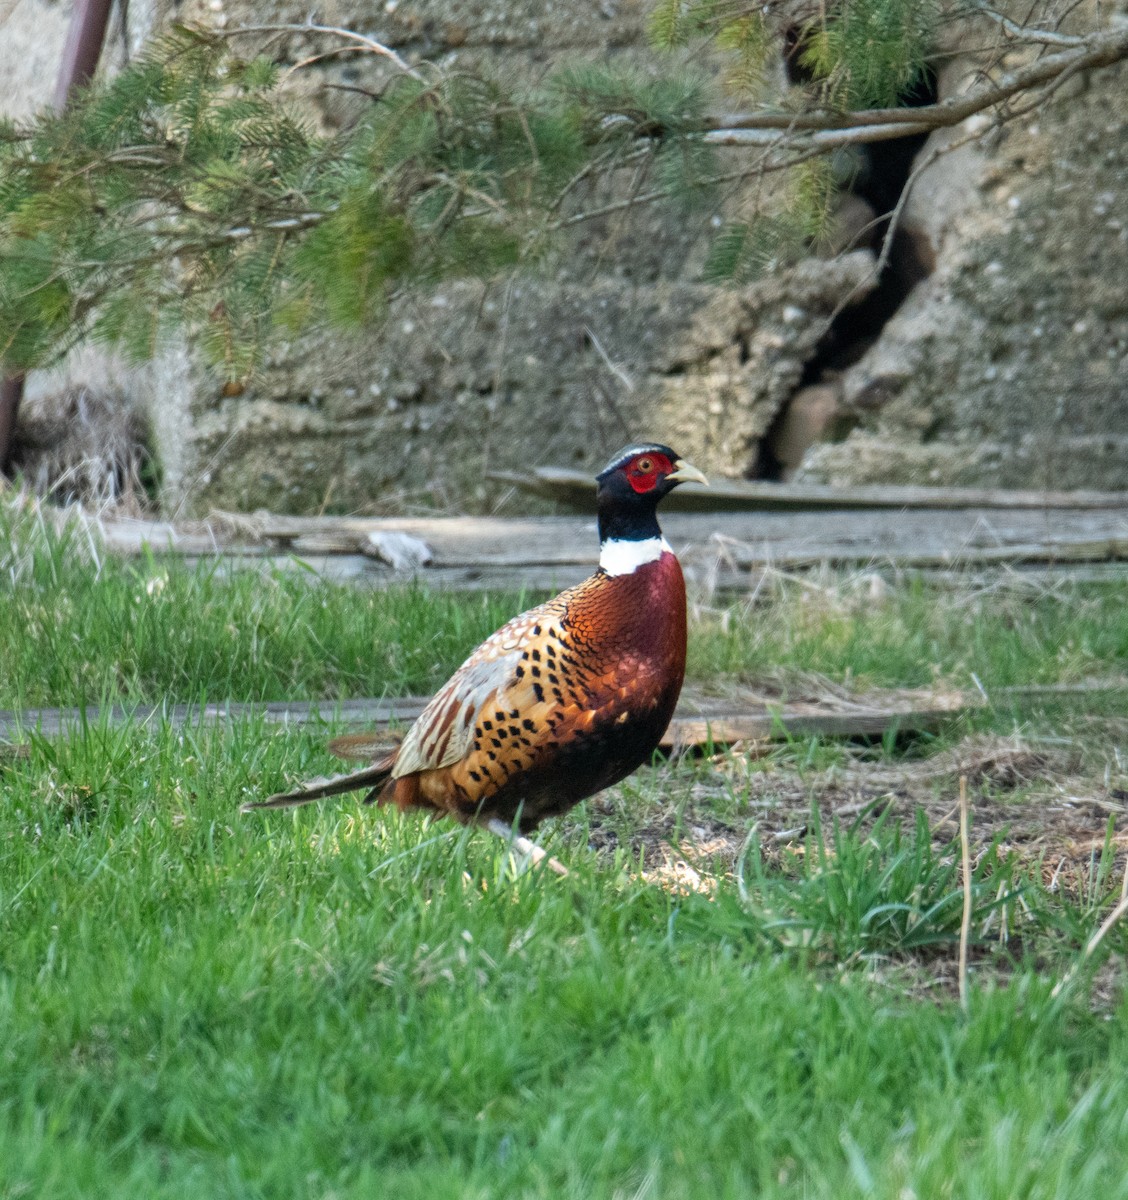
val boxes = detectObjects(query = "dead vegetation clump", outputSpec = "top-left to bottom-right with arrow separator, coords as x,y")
10,384 -> 152,513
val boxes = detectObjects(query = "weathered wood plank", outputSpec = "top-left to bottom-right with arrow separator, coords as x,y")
93,508 -> 1128,562
0,687 -> 970,747
489,466 -> 1128,513
175,554 -> 1128,594
42,502 -> 1128,595
0,697 -> 427,739
660,698 -> 969,748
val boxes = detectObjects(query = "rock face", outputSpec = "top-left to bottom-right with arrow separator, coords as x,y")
0,0 -> 73,121
799,56 -> 1128,491
178,256 -> 875,513
3,2 -> 1128,509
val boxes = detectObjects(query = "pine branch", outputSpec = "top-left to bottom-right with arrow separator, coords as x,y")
2,9 -> 1126,378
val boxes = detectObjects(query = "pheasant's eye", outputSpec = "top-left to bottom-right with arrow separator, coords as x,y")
636,457 -> 654,473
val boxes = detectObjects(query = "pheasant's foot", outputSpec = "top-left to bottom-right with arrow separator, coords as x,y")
482,817 -> 570,878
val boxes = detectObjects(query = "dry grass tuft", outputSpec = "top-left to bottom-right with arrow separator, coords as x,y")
10,384 -> 151,513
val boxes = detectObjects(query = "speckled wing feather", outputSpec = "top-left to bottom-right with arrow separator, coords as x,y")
391,595 -> 572,779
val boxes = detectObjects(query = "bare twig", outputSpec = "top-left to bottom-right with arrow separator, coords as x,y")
218,21 -> 425,82
279,44 -> 370,87
970,1 -> 1086,48
818,120 -> 984,328
735,823 -> 760,907
584,326 -> 635,394
959,774 -> 973,1012
552,151 -> 803,229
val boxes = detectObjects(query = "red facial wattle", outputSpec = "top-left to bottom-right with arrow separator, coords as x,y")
625,452 -> 673,493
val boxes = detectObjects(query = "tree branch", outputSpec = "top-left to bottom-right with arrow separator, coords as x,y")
969,1 -> 1086,48
698,25 -> 1128,142
704,119 -> 936,148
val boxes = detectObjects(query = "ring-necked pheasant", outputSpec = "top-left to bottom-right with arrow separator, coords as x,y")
244,443 -> 707,872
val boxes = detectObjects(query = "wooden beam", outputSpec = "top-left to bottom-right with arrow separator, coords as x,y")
32,503 -> 1128,595
488,467 -> 1128,513
0,687 -> 971,747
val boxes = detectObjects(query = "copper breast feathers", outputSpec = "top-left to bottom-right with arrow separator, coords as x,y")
386,552 -> 687,829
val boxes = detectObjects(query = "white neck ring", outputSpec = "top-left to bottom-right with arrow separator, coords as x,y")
599,536 -> 671,577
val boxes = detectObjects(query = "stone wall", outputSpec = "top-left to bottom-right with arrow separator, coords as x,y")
797,52 -> 1128,491
3,0 -> 1128,510
175,256 -> 875,512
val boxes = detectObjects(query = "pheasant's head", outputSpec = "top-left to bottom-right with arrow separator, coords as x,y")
594,443 -> 707,548
596,443 -> 707,502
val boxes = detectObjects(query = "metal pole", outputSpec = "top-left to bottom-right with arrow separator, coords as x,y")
0,378 -> 23,476
0,0 -> 115,476
53,0 -> 116,111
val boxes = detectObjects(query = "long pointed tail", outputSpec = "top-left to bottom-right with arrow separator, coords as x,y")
243,758 -> 395,812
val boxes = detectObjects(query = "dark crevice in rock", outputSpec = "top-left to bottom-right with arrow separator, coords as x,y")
796,219 -> 936,387
781,26 -> 819,87
754,64 -> 940,480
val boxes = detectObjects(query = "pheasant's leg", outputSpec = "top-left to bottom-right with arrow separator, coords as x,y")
482,817 -> 570,878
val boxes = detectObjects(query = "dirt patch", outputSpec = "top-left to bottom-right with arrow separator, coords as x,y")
585,734 -> 1128,897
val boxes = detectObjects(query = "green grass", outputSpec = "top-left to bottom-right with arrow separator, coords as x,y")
0,513 -> 527,706
3,505 -> 1128,1196
5,505 -> 1128,709
3,717 -> 1128,1198
690,573 -> 1128,691
734,804 -> 1016,959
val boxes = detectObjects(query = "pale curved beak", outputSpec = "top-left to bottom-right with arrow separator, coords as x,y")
668,458 -> 708,487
